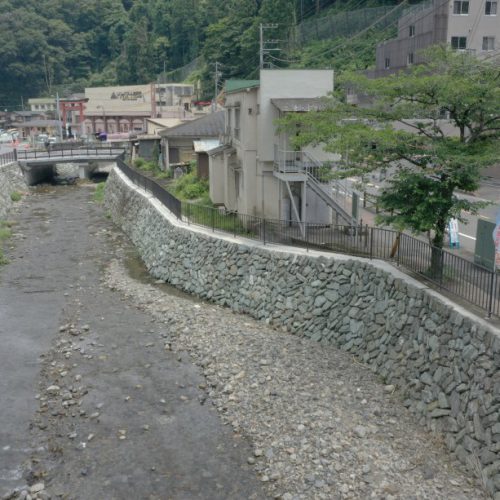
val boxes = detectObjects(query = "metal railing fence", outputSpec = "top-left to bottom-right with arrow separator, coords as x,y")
17,145 -> 126,161
116,159 -> 181,219
0,151 -> 16,167
116,161 -> 500,318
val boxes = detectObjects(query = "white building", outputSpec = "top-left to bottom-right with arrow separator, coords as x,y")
209,70 -> 355,228
83,83 -> 195,135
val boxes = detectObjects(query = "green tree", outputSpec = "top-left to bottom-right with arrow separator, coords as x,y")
281,48 -> 500,273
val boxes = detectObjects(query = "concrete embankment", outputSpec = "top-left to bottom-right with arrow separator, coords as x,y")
105,166 -> 500,498
0,162 -> 26,219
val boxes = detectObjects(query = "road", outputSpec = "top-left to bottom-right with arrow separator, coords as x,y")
339,176 -> 500,259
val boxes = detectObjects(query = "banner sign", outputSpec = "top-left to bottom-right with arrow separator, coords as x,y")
448,218 -> 459,248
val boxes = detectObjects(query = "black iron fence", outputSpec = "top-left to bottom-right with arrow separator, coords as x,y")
0,150 -> 16,167
116,161 -> 499,318
116,159 -> 181,219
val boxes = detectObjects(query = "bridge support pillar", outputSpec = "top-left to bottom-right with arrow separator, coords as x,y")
78,162 -> 98,180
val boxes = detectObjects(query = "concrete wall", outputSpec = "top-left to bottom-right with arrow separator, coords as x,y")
106,166 -> 500,497
0,162 -> 26,218
447,0 -> 500,52
257,70 -> 334,162
376,0 -> 500,72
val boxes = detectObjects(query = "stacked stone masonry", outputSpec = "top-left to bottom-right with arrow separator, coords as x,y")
105,167 -> 500,497
0,162 -> 25,219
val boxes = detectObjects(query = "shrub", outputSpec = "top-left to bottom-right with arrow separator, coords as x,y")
133,157 -> 146,168
10,191 -> 21,202
171,171 -> 209,200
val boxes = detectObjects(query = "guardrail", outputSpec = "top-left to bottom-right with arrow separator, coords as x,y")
116,160 -> 500,318
0,150 -> 16,167
16,145 -> 125,161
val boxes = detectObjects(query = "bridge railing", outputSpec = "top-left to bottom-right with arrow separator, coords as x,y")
16,145 -> 126,161
0,150 -> 17,166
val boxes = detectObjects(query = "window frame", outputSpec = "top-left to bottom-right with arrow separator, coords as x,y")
482,36 -> 495,51
409,25 -> 415,37
384,57 -> 390,69
453,0 -> 470,14
407,52 -> 415,65
451,36 -> 467,50
485,1 -> 498,14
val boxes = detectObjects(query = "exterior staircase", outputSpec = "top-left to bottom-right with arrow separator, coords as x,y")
274,149 -> 357,226
304,169 -> 357,226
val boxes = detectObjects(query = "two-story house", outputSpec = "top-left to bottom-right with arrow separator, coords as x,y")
209,69 -> 354,229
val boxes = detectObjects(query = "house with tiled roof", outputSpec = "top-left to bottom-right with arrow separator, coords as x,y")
158,111 -> 225,169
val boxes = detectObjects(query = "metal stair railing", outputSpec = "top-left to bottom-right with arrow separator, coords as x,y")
305,171 -> 357,226
302,151 -> 357,226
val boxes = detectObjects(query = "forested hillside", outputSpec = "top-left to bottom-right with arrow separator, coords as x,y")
0,0 -> 414,108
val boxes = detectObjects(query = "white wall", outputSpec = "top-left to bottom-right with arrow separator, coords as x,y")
257,70 -> 334,162
447,0 -> 500,52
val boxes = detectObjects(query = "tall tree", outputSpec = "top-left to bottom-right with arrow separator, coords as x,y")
281,48 -> 500,273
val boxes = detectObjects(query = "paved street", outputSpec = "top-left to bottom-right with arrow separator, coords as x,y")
339,175 -> 500,261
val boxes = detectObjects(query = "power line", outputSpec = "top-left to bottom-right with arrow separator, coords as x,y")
260,23 -> 282,69
305,1 -> 409,60
304,0 -> 454,65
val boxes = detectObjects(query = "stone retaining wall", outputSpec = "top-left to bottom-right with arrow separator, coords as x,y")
0,162 -> 26,219
105,167 -> 500,497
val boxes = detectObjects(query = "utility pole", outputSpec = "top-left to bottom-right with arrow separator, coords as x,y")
56,92 -> 63,141
259,24 -> 280,69
213,61 -> 222,112
260,24 -> 264,69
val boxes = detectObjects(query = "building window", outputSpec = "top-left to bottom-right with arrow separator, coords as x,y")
384,57 -> 390,69
451,36 -> 467,49
409,25 -> 415,37
234,107 -> 241,140
226,109 -> 232,134
482,36 -> 495,50
485,1 -> 497,14
453,1 -> 469,14
407,52 -> 414,65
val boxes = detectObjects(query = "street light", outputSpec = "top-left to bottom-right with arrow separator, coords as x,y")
96,105 -> 106,134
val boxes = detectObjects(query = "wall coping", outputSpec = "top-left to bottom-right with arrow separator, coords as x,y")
113,166 -> 500,335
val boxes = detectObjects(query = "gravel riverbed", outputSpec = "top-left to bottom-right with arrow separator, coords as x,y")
106,257 -> 488,500
0,182 -> 488,500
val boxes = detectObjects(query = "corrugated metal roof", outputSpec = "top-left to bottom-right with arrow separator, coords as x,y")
225,80 -> 260,94
159,111 -> 225,138
271,98 -> 327,112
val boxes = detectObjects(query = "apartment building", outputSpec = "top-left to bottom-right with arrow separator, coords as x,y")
375,0 -> 499,74
27,98 -> 56,113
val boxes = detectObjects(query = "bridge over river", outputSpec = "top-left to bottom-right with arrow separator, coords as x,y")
14,146 -> 126,185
